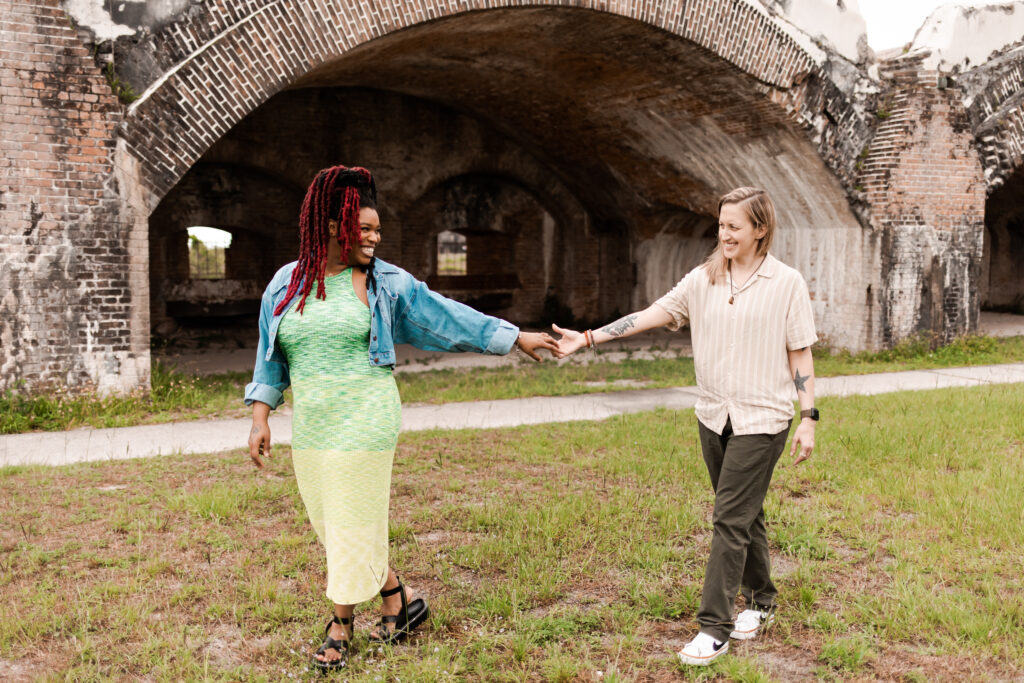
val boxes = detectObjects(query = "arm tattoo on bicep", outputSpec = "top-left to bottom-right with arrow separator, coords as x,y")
793,369 -> 809,394
599,314 -> 639,337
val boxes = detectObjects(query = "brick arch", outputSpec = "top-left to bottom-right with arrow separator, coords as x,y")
960,47 -> 1024,191
398,170 -> 599,322
119,0 -> 821,208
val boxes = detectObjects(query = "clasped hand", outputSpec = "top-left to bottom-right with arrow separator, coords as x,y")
548,324 -> 587,358
515,331 -> 560,361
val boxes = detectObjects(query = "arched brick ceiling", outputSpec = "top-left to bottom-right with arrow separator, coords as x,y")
120,0 -> 825,212
289,8 -> 818,226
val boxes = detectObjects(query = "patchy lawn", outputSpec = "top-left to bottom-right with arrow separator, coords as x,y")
1,384 -> 1023,681
4,334 -> 1024,435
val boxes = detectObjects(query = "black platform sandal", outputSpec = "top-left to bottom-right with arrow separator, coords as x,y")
312,614 -> 352,671
368,576 -> 429,644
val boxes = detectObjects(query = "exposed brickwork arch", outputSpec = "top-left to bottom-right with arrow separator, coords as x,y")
959,44 -> 1024,191
119,0 -> 824,207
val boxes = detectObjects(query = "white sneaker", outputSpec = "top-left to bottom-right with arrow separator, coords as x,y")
730,608 -> 775,640
677,631 -> 729,666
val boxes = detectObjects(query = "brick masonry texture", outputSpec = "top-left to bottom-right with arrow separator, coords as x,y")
2,0 -> 1022,394
116,0 -> 826,207
0,0 -> 148,394
857,53 -> 987,345
958,42 -> 1024,190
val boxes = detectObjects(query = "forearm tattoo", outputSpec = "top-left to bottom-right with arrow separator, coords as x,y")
793,369 -> 809,394
600,314 -> 639,338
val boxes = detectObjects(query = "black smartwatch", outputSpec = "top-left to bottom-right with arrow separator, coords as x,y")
800,408 -> 819,421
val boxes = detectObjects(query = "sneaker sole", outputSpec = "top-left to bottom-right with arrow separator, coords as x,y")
729,615 -> 775,640
677,641 -> 729,666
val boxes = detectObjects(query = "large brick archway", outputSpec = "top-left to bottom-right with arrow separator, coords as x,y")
958,41 -> 1024,318
125,1 -> 879,354
23,0 -> 998,395
118,0 -> 822,207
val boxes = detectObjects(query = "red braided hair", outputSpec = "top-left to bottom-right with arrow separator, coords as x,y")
274,165 -> 376,316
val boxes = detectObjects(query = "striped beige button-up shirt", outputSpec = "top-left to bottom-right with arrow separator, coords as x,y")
654,253 -> 817,436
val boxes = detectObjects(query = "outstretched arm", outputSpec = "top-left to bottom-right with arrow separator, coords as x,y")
552,304 -> 674,357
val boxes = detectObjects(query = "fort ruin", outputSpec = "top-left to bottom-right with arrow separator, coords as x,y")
2,0 -> 1023,394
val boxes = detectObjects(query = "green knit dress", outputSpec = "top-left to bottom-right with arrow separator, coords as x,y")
276,268 -> 401,605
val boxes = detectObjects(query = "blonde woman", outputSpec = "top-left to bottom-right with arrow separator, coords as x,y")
553,187 -> 817,666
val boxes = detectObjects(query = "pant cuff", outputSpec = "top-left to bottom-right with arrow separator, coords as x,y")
697,623 -> 733,643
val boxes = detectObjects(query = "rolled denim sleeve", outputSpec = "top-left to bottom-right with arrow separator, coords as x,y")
243,289 -> 290,409
484,319 -> 519,354
393,272 -> 519,355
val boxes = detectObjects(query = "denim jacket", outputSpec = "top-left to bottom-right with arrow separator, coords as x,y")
244,259 -> 519,409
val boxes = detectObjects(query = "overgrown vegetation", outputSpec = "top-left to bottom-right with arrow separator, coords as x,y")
103,61 -> 139,105
0,363 -> 251,434
398,333 -> 1024,404
2,334 -> 1023,434
1,385 -> 1022,679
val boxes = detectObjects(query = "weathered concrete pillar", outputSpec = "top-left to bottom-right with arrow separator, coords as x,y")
858,53 -> 986,345
0,0 -> 149,395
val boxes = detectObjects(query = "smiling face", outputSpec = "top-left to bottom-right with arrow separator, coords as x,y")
345,206 -> 381,267
718,201 -> 766,264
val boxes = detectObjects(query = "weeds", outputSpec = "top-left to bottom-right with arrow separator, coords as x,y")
3,333 -> 1023,437
1,385 -> 1022,679
0,362 -> 249,434
103,61 -> 139,104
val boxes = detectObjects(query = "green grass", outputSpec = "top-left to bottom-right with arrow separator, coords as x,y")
398,333 -> 1024,404
0,362 -> 253,434
1,384 -> 1022,680
3,334 -> 1024,434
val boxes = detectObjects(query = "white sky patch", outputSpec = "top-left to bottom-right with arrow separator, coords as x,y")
857,0 -> 1008,50
187,226 -> 232,248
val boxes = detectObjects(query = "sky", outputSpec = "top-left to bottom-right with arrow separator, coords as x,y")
857,0 -> 1005,50
187,226 -> 232,248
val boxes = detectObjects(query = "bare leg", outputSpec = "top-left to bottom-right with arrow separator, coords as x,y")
314,603 -> 354,664
369,567 -> 419,640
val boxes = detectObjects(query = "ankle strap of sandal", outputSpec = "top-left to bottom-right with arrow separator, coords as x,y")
380,579 -> 404,598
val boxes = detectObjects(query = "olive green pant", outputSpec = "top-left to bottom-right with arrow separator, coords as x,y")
696,418 -> 791,642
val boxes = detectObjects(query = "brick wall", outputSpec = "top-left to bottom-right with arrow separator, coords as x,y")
116,0 -> 823,206
0,0 -> 147,394
858,54 -> 986,344
8,0 -> 1004,394
153,87 -> 606,332
959,43 -> 1024,191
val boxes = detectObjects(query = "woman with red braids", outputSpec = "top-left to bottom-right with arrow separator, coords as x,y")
244,166 -> 557,670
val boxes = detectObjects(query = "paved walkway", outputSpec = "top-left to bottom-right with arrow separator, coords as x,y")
3,363 -> 1024,467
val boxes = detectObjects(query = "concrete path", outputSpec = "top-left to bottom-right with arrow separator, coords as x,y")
3,363 -> 1024,468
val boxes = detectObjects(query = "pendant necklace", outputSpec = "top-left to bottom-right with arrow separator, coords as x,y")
728,256 -> 766,305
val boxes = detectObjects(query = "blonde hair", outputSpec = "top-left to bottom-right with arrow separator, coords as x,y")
701,187 -> 777,283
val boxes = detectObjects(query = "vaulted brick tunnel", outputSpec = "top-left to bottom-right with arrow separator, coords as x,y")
144,7 -> 872,350
982,168 -> 1024,315
16,0 -> 1011,395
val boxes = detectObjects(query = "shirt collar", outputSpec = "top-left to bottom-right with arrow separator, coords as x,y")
756,253 -> 778,278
